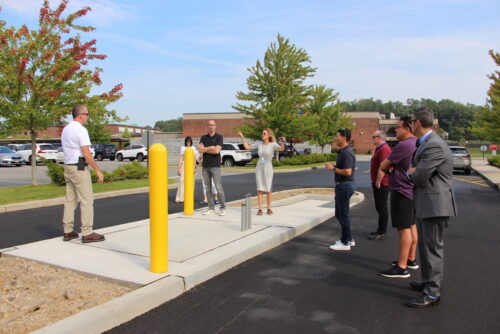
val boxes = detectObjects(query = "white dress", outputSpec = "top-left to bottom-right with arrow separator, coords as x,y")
175,146 -> 199,202
256,142 -> 279,192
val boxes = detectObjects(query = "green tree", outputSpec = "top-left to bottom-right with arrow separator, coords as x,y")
122,127 -> 131,139
154,118 -> 182,132
233,34 -> 316,143
472,50 -> 500,143
305,85 -> 352,153
0,0 -> 124,185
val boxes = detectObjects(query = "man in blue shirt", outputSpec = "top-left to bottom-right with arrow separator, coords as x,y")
325,128 -> 356,251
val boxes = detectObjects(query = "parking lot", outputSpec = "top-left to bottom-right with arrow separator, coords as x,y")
0,159 -> 253,188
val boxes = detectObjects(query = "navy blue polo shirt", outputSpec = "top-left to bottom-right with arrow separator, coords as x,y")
335,145 -> 356,183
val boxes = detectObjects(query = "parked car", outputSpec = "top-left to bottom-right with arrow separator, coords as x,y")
17,143 -> 58,164
238,144 -> 258,159
449,146 -> 472,175
0,146 -> 24,166
6,143 -> 23,152
116,144 -> 148,162
56,146 -> 95,164
92,143 -> 117,161
278,143 -> 312,160
221,143 -> 252,167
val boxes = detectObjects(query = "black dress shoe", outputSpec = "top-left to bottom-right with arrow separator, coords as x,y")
409,281 -> 426,292
404,294 -> 440,308
367,232 -> 386,240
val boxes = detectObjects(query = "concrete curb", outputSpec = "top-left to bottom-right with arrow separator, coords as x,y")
472,166 -> 499,191
0,183 -> 179,214
31,191 -> 365,334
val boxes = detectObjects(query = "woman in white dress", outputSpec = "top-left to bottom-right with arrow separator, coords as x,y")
175,136 -> 199,203
237,129 -> 285,215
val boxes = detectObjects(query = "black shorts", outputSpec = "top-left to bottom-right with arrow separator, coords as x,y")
390,190 -> 416,230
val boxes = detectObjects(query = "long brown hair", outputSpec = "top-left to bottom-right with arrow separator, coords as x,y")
263,128 -> 276,142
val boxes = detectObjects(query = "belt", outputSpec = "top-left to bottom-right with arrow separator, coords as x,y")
336,180 -> 353,184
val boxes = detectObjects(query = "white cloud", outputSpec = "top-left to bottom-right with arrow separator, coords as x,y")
0,0 -> 132,26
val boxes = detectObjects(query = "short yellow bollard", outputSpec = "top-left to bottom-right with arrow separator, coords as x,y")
149,143 -> 168,273
184,147 -> 195,215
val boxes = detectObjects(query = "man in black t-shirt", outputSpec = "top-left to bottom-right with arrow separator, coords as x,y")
198,120 -> 226,216
325,128 -> 356,251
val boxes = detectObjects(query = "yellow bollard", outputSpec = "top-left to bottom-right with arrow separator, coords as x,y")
149,143 -> 168,273
184,147 -> 195,215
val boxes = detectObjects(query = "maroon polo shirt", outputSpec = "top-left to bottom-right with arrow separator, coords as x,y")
370,142 -> 391,186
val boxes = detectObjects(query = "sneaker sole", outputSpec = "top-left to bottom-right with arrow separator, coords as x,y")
329,246 -> 351,251
380,273 -> 410,278
391,262 -> 419,270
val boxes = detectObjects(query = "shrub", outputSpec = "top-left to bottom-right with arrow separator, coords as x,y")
272,153 -> 337,166
45,159 -> 66,186
488,155 -> 500,168
45,160 -> 148,185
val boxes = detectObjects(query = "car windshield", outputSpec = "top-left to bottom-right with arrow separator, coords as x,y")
40,144 -> 56,150
0,146 -> 13,153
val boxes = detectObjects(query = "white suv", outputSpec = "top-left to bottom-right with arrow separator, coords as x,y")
17,143 -> 58,164
116,144 -> 148,162
220,143 -> 252,167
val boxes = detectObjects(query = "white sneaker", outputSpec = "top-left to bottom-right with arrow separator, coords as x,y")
335,239 -> 356,247
329,243 -> 351,251
218,208 -> 226,216
203,209 -> 215,215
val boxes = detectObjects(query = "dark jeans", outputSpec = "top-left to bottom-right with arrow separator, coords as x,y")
335,182 -> 355,244
372,183 -> 389,234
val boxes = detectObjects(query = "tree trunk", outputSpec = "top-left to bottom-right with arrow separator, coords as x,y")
31,131 -> 38,186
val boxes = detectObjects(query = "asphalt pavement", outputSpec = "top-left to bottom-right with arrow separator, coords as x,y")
105,169 -> 500,334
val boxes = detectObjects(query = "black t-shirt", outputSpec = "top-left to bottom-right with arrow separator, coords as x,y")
335,145 -> 356,183
200,133 -> 223,167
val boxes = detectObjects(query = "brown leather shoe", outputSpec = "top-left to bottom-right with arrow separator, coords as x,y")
82,232 -> 105,243
257,209 -> 263,216
63,231 -> 79,241
267,209 -> 273,215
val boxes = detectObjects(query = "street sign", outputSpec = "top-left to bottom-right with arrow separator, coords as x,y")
490,144 -> 498,151
480,145 -> 488,152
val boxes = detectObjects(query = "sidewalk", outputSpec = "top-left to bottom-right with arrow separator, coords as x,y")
1,188 -> 364,334
472,158 -> 500,190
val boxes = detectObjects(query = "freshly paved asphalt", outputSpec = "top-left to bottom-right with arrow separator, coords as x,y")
106,167 -> 498,334
2,163 -> 499,333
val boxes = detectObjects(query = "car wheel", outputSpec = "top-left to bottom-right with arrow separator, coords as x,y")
97,153 -> 104,161
109,157 -> 115,161
16,164 -> 22,167
117,154 -> 123,161
28,156 -> 32,164
279,155 -> 286,161
464,169 -> 471,175
222,157 -> 235,167
136,153 -> 144,162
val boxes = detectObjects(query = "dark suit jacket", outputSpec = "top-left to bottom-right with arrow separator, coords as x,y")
411,131 -> 457,219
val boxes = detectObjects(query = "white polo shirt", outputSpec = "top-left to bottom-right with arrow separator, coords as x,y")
61,121 -> 91,164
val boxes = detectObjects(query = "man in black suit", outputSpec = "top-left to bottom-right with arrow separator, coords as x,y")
407,107 -> 457,308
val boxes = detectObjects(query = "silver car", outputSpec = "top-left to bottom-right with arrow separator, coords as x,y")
449,146 -> 472,175
0,146 -> 24,167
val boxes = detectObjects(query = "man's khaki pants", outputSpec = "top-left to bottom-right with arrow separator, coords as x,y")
62,165 -> 94,236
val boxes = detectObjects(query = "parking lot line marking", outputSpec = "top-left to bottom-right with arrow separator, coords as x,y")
453,177 -> 489,187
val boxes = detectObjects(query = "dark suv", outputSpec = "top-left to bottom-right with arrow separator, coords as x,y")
92,143 -> 117,161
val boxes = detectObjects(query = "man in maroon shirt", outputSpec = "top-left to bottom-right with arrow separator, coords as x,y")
368,130 -> 392,240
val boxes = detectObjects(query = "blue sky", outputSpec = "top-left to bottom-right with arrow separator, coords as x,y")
1,0 -> 499,127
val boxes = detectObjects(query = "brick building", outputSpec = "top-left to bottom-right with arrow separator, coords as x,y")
30,124 -> 162,139
182,111 -> 432,154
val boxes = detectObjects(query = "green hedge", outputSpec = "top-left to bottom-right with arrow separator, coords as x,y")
273,153 -> 337,166
487,155 -> 500,168
45,160 -> 148,186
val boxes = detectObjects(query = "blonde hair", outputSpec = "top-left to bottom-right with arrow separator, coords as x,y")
263,128 -> 276,142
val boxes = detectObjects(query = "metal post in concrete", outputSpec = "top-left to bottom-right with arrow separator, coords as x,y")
183,147 -> 195,215
245,193 -> 252,230
241,202 -> 247,231
149,143 -> 168,273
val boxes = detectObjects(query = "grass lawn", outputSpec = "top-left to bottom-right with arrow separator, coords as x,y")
0,178 -> 176,205
466,147 -> 496,158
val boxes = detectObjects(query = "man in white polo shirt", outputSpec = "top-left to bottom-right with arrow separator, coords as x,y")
61,105 -> 105,243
